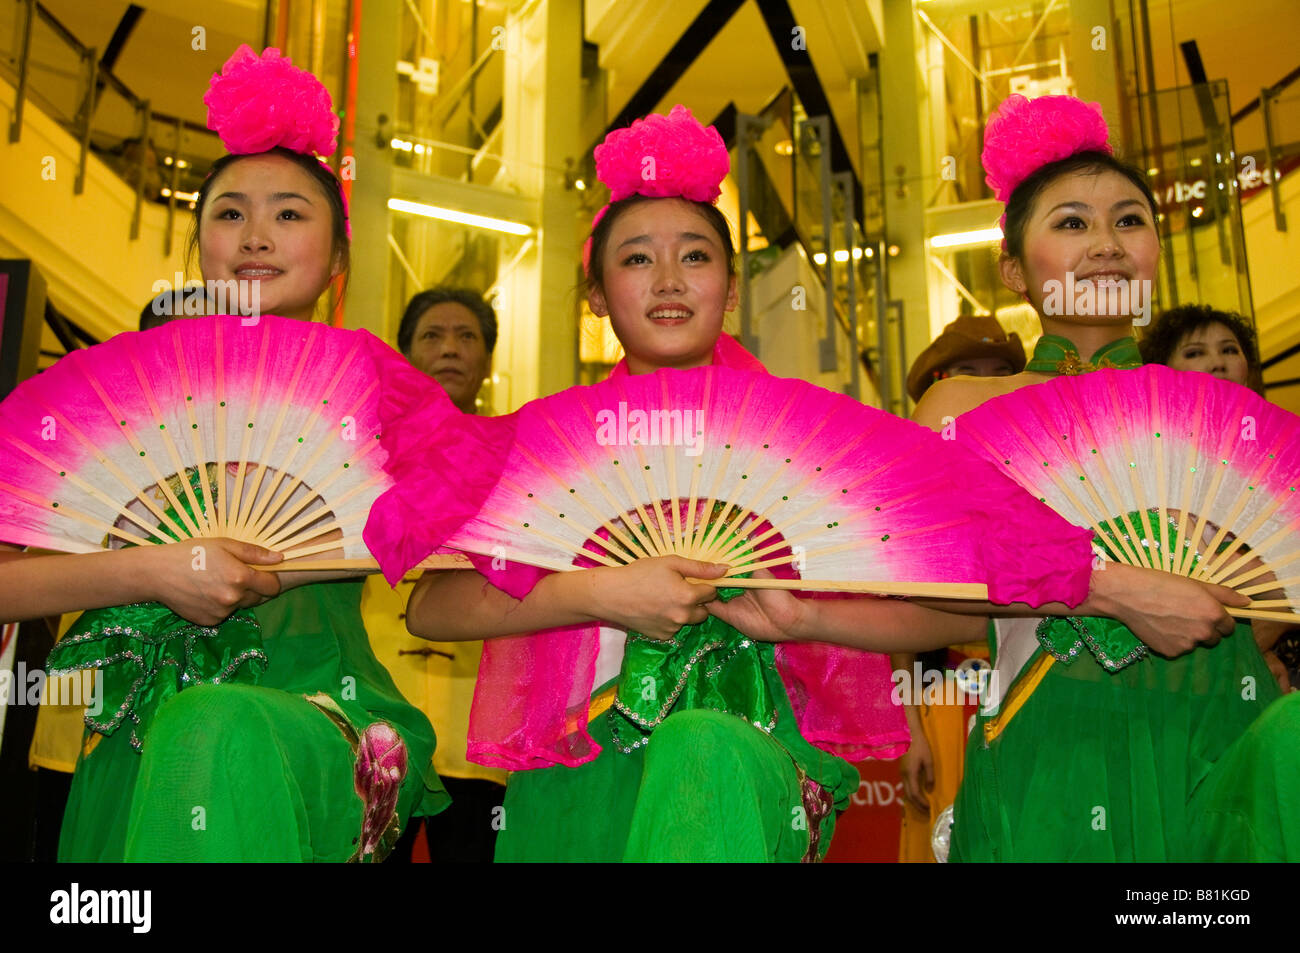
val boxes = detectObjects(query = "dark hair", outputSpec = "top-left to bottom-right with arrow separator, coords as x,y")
585,195 -> 737,296
397,286 -> 498,354
139,292 -> 178,331
1001,150 -> 1159,260
186,146 -> 350,294
1140,304 -> 1264,394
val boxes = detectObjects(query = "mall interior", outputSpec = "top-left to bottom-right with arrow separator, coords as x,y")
1,0 -> 1299,864
3,0 -> 1298,414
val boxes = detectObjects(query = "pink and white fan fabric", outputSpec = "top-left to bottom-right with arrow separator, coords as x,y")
366,334 -> 1095,770
0,315 -> 453,567
955,364 -> 1300,620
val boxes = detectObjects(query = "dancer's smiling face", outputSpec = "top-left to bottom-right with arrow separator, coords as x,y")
588,198 -> 737,375
198,154 -> 343,322
1000,168 -> 1160,326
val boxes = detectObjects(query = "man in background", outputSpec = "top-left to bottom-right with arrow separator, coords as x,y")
367,286 -> 505,862
397,287 -> 495,414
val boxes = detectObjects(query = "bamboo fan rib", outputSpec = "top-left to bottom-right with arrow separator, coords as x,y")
441,365 -> 1084,600
958,365 -> 1300,621
0,315 -> 443,572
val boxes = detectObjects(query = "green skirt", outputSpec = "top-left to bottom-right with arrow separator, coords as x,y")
952,621 -> 1300,862
58,580 -> 447,862
495,668 -> 859,863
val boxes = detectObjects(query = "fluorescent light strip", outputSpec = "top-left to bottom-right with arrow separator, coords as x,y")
928,227 -> 1003,249
387,198 -> 532,236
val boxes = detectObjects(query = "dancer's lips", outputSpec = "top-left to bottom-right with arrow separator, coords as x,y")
1078,270 -> 1132,283
648,305 -> 693,323
234,262 -> 283,279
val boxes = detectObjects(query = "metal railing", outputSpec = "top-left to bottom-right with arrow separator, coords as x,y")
2,0 -> 223,252
735,96 -> 872,400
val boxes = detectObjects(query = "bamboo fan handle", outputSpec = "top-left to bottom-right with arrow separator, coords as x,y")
684,576 -> 989,600
1227,607 -> 1300,622
255,554 -> 473,572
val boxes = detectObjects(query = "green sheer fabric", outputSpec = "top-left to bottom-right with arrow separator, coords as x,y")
48,602 -> 266,750
952,511 -> 1300,861
611,587 -> 776,752
953,623 -> 1300,861
58,580 -> 448,862
496,612 -> 859,863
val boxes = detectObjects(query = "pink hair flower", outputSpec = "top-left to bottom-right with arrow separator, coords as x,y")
981,94 -> 1112,203
594,104 -> 730,204
204,45 -> 339,157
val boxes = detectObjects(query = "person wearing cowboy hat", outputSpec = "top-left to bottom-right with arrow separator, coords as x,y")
906,314 -> 1025,403
895,312 -> 1023,862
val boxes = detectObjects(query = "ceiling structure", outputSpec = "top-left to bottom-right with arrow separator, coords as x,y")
32,0 -> 1298,170
15,0 -> 1300,371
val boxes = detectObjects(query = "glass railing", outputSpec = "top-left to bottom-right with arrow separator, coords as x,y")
1132,79 -> 1253,316
1233,82 -> 1300,227
737,88 -> 875,402
393,0 -> 505,186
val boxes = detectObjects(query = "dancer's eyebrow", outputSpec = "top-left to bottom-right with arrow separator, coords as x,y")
211,191 -> 313,203
1045,199 -> 1146,215
616,231 -> 716,248
1046,201 -> 1093,214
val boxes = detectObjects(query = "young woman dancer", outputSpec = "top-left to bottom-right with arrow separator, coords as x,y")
394,105 -> 1240,862
34,46 -> 445,861
730,95 -> 1296,862
396,106 -> 921,861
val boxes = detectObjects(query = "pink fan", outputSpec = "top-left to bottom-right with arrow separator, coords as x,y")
0,315 -> 458,570
956,364 -> 1300,620
421,365 -> 1093,604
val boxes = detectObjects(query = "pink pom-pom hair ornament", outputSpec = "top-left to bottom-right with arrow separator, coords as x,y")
981,94 -> 1112,250
582,104 -> 730,276
204,45 -> 339,157
204,45 -> 351,239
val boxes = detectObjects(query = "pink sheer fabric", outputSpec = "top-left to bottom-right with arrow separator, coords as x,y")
365,333 -> 1092,771
363,351 -> 514,586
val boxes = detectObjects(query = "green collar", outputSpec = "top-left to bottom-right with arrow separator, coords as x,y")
1024,333 -> 1144,375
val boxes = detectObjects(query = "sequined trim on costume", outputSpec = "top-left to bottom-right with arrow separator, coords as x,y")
1035,615 -> 1148,672
607,705 -> 779,755
48,613 -> 266,750
612,638 -> 728,729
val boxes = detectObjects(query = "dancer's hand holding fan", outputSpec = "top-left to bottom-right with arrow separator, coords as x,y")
955,364 -> 1299,665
